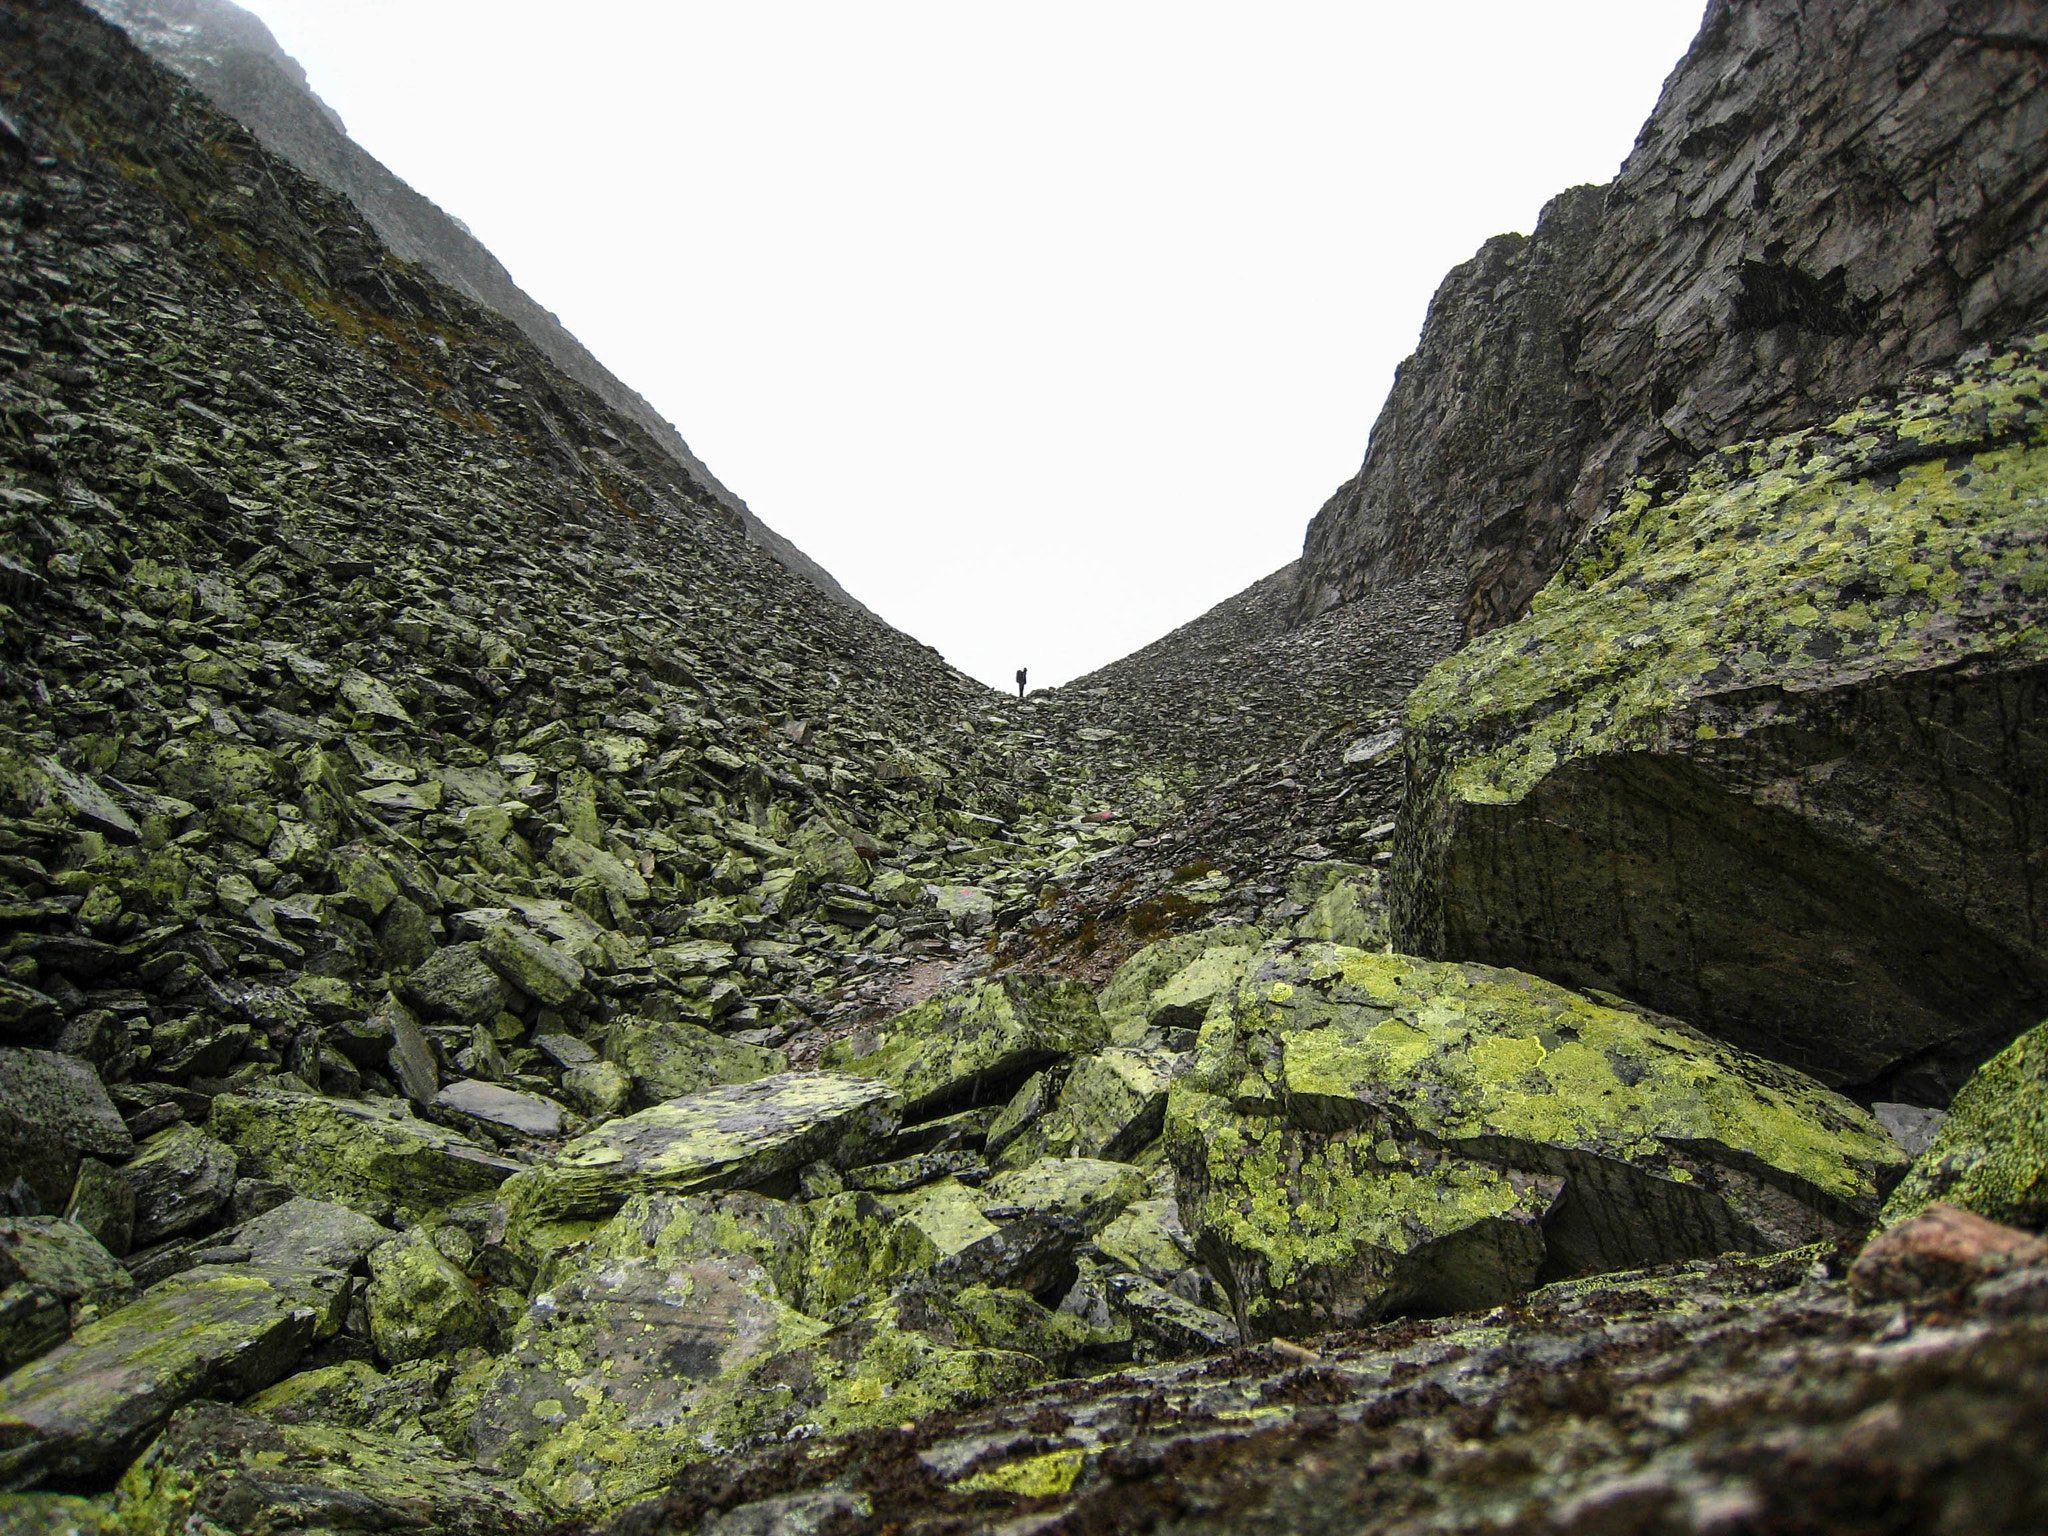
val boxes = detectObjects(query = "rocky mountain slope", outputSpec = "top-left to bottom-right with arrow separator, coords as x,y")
4,0 -> 2048,1532
81,0 -> 874,618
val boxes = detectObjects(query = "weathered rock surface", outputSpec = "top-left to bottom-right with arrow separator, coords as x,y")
113,1122 -> 234,1247
586,1243 -> 2048,1536
1297,0 -> 2048,638
1170,943 -> 1904,1337
0,1221 -> 131,1374
0,1263 -> 346,1486
1398,341 -> 2048,1101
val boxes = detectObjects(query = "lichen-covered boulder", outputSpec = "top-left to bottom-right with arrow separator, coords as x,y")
115,1123 -> 236,1248
1288,862 -> 1389,951
0,1051 -> 130,1215
992,1048 -> 1187,1168
1170,943 -> 1905,1338
366,1226 -> 493,1365
401,942 -> 512,1025
1396,342 -> 2048,1101
500,1073 -> 899,1239
0,1220 -> 133,1373
821,974 -> 1104,1119
206,1090 -> 519,1220
472,1195 -> 823,1515
983,1159 -> 1148,1237
0,1263 -> 348,1486
114,1400 -> 542,1535
602,1018 -> 785,1109
1882,1016 -> 2048,1229
1096,927 -> 1266,1045
800,1179 -> 998,1316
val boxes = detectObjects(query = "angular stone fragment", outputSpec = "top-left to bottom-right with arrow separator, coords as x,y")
1095,1193 -> 1197,1283
365,1227 -> 492,1364
233,1197 -> 389,1272
1289,863 -> 1389,951
401,942 -> 511,1025
0,1051 -> 131,1215
116,1123 -> 236,1248
822,974 -> 1104,1119
59,1162 -> 133,1259
1396,351 -> 2048,1099
481,922 -> 586,1008
1171,944 -> 1907,1337
207,1090 -> 519,1219
603,1018 -> 785,1109
1850,1203 -> 2048,1304
502,1073 -> 900,1233
1103,1272 -> 1239,1358
0,1264 -> 347,1487
1881,1016 -> 2048,1229
0,1220 -> 133,1372
435,1079 -> 566,1140
113,1401 -> 542,1536
983,1158 -> 1148,1236
1096,926 -> 1266,1045
548,836 -> 648,902
994,1048 -> 1186,1168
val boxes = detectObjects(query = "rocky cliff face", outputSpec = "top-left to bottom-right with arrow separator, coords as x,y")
80,0 -> 875,618
1302,0 -> 2048,636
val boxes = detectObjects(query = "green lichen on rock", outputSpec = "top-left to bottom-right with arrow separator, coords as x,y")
0,1264 -> 348,1486
983,1158 -> 1148,1235
113,1400 -> 542,1535
365,1227 -> 493,1365
1396,338 -> 2048,1097
993,1047 -> 1187,1168
500,1073 -> 900,1239
1169,943 -> 1904,1337
1882,1015 -> 2048,1228
206,1090 -> 517,1220
601,1018 -> 785,1109
822,973 -> 1105,1117
1097,926 -> 1267,1045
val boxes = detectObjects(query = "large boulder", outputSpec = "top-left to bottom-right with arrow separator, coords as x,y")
1169,943 -> 1905,1339
0,1264 -> 348,1486
1395,345 -> 2048,1103
114,1400 -> 542,1535
822,974 -> 1105,1119
1882,1015 -> 2048,1229
206,1090 -> 519,1220
500,1073 -> 899,1238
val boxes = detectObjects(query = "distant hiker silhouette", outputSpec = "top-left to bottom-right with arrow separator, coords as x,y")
1015,668 -> 1027,699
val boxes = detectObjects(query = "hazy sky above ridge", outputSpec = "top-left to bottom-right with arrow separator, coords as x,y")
238,1 -> 1707,692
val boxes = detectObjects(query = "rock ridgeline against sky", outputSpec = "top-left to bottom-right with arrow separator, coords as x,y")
81,0 -> 876,619
4,0 -> 2048,1532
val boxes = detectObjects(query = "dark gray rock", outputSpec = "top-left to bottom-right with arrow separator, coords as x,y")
117,1124 -> 237,1248
0,1051 -> 131,1215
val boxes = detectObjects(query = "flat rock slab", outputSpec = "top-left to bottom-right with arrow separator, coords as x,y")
1170,944 -> 1907,1338
823,974 -> 1104,1119
117,1400 -> 542,1534
505,1073 -> 900,1232
434,1079 -> 567,1140
0,1050 -> 131,1214
0,1263 -> 347,1487
206,1090 -> 520,1220
232,1197 -> 390,1272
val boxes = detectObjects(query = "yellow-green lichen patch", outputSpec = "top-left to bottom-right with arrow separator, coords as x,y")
954,1446 -> 1085,1497
1168,945 -> 1906,1335
1881,1015 -> 2048,1228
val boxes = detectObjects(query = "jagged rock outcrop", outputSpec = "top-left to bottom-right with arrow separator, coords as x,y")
1396,338 -> 2048,1102
81,0 -> 873,617
1298,0 -> 2048,637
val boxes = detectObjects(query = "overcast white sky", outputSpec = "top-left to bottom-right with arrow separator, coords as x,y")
238,1 -> 1707,692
